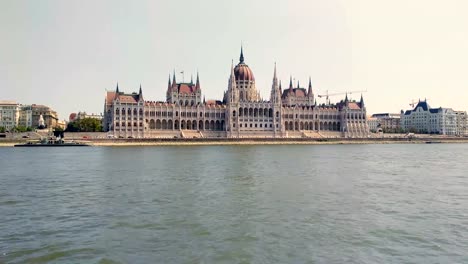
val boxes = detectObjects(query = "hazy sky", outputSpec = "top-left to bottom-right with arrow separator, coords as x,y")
1,0 -> 467,119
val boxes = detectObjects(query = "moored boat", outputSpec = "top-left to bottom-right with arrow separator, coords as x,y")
14,138 -> 91,147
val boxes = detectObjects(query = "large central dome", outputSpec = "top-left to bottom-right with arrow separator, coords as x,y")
234,47 -> 255,81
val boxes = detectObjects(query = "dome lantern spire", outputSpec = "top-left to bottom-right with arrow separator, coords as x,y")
239,45 -> 244,63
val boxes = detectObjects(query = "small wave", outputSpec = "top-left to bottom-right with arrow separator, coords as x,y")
20,248 -> 100,263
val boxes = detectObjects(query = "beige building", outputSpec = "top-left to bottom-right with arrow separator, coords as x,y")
103,49 -> 369,138
455,111 -> 467,136
18,105 -> 33,128
370,113 -> 401,132
31,104 -> 59,129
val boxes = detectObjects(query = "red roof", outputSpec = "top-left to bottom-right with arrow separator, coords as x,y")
348,102 -> 362,110
106,92 -> 116,105
118,95 -> 139,104
178,83 -> 197,94
69,113 -> 77,121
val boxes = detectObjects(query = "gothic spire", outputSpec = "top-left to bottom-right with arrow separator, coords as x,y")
172,69 -> 176,85
297,80 -> 300,89
116,82 -> 119,93
289,76 -> 293,89
273,62 -> 277,80
360,94 -> 364,107
239,45 -> 244,63
190,74 -> 193,84
138,84 -> 143,101
308,77 -> 313,96
196,71 -> 200,90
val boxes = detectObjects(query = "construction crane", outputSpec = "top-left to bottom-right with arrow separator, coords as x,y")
409,99 -> 418,108
317,90 -> 367,105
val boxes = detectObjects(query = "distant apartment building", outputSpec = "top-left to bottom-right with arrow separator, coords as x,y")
455,111 -> 467,136
370,113 -> 401,132
367,116 -> 379,132
31,104 -> 59,129
18,105 -> 33,127
69,111 -> 103,122
0,101 -> 20,130
401,100 -> 466,135
0,101 -> 59,130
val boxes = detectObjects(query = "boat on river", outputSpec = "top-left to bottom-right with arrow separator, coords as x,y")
14,137 -> 91,147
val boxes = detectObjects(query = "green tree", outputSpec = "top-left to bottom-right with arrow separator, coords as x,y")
0,127 -> 5,133
66,118 -> 102,132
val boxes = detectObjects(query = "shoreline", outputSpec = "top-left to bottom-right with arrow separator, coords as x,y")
2,137 -> 468,147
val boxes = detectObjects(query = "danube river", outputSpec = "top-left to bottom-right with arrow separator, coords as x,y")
1,144 -> 468,263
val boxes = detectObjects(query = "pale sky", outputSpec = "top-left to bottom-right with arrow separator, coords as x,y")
1,0 -> 467,120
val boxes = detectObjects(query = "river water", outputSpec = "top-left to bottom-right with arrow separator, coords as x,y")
1,144 -> 467,263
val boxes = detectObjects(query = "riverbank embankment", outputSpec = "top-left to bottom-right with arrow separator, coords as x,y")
2,137 -> 468,147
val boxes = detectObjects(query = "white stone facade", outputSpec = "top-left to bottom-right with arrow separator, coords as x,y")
401,100 -> 467,135
103,50 -> 369,138
0,101 -> 20,130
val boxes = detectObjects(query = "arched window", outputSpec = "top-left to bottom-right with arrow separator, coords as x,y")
116,108 -> 120,115
133,109 -> 137,115
121,108 -> 126,115
128,109 -> 131,115
233,110 -> 236,117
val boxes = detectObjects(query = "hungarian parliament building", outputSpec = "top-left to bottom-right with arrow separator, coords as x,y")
103,48 -> 369,138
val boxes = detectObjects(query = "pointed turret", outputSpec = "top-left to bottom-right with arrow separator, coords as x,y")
297,81 -> 300,89
270,63 -> 280,104
273,62 -> 277,80
138,84 -> 143,101
116,82 -> 120,93
360,94 -> 365,107
228,59 -> 238,103
195,71 -> 200,90
167,74 -> 171,92
190,74 -> 193,84
288,76 -> 294,95
345,93 -> 349,103
308,77 -> 312,93
172,69 -> 176,86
